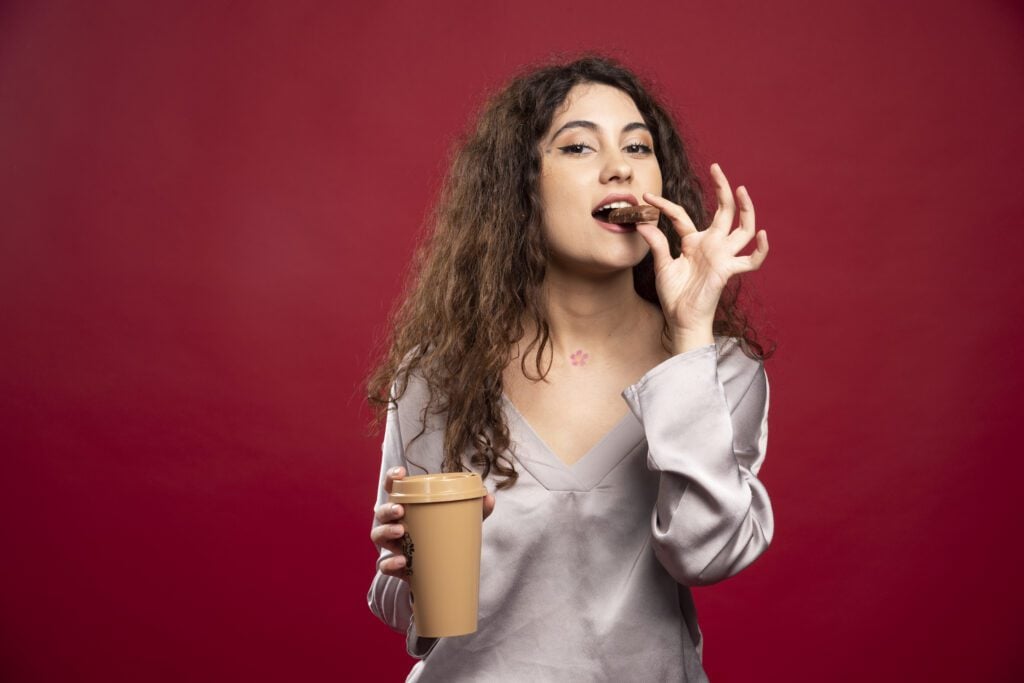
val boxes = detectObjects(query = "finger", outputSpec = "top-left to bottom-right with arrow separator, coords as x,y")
634,221 -> 674,273
374,538 -> 407,557
727,185 -> 755,245
370,521 -> 406,550
731,230 -> 769,273
374,523 -> 408,557
709,163 -> 736,233
726,187 -> 757,253
383,466 -> 406,494
377,554 -> 409,580
482,493 -> 496,520
643,192 -> 698,238
374,502 -> 405,524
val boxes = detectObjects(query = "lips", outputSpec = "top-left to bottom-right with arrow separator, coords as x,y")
591,193 -> 641,232
589,192 -> 634,210
591,193 -> 639,221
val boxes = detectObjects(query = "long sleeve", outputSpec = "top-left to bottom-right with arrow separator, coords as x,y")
621,338 -> 774,587
366,398 -> 439,658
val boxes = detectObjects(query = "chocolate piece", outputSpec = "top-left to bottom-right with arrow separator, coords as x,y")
607,205 -> 660,224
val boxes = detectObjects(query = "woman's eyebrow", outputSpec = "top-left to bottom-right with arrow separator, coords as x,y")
548,120 -> 650,142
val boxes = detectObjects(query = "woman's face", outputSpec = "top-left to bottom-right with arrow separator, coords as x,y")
536,83 -> 663,276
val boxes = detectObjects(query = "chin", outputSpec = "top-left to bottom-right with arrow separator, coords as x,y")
613,244 -> 652,270
561,252 -> 650,278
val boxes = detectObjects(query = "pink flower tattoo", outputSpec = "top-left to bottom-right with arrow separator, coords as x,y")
570,349 -> 590,366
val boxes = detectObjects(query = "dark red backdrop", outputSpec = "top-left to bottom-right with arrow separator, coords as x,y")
2,1 -> 1022,681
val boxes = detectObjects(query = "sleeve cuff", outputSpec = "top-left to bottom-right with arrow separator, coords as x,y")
621,343 -> 718,420
406,617 -> 439,658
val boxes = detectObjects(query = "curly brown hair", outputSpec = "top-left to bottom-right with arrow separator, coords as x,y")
367,54 -> 774,488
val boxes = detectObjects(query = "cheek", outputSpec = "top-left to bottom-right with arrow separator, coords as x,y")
538,169 -> 582,223
648,163 -> 664,195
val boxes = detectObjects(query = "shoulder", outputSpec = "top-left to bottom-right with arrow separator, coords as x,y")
389,346 -> 434,418
391,365 -> 436,428
390,362 -> 449,473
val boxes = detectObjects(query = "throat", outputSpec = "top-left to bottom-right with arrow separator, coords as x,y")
569,349 -> 590,366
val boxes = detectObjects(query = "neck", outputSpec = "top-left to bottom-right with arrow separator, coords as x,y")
532,263 -> 656,356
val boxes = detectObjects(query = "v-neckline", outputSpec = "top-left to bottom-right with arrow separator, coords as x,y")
501,394 -> 646,491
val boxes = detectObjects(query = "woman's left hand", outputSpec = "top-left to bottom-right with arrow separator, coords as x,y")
636,163 -> 769,346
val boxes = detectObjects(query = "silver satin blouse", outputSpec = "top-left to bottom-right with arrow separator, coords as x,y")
368,337 -> 774,682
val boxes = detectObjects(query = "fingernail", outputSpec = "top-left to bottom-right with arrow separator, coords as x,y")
389,467 -> 400,476
391,503 -> 401,515
390,524 -> 403,536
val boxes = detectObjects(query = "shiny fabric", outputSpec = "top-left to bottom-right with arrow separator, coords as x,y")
368,337 -> 774,682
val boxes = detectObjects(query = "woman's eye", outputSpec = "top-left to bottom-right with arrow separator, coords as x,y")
556,142 -> 652,156
558,143 -> 594,155
625,143 -> 654,155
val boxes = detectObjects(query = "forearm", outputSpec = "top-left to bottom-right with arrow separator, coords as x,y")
367,562 -> 413,633
623,340 -> 774,586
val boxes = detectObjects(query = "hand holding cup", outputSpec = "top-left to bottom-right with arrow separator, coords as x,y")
371,466 -> 496,581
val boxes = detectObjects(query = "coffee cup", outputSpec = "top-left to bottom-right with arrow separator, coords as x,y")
389,472 -> 488,637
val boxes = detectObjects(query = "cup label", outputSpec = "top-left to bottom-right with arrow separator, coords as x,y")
401,532 -> 415,576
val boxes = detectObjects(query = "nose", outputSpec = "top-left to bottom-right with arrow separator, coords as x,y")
599,148 -> 632,183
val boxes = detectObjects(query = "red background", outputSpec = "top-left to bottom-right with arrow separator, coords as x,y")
2,1 -> 1022,681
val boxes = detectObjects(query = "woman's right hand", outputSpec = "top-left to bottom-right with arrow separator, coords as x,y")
371,466 -> 496,582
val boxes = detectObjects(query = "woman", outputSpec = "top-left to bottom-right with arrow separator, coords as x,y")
366,55 -> 774,681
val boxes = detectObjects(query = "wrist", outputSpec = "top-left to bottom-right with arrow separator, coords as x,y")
668,326 -> 715,355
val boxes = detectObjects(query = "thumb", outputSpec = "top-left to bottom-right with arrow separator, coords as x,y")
634,222 -> 671,272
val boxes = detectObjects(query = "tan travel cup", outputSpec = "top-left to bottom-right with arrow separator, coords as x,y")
388,472 -> 488,638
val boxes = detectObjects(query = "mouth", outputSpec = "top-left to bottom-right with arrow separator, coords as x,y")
591,199 -> 637,225
592,213 -> 638,233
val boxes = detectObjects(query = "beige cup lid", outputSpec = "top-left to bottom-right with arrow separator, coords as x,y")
389,472 -> 488,504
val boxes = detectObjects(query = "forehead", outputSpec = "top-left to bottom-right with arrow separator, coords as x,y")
549,83 -> 644,130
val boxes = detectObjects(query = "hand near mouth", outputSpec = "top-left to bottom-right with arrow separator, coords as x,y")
635,163 -> 769,352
